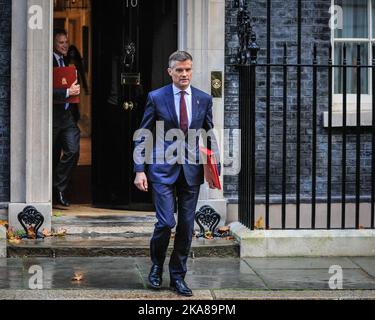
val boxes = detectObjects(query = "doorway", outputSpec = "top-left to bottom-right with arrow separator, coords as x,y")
53,0 -> 178,210
54,0 -> 93,205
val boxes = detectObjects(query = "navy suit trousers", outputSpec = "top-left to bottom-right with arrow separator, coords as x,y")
53,110 -> 80,192
150,170 -> 200,281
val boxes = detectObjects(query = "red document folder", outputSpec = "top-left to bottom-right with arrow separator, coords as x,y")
200,147 -> 222,190
53,66 -> 80,104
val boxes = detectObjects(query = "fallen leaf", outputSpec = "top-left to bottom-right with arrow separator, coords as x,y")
0,220 -> 8,227
53,211 -> 64,218
53,228 -> 67,237
204,231 -> 214,239
218,226 -> 230,234
27,227 -> 36,239
6,228 -> 15,240
72,273 -> 84,282
254,217 -> 264,230
42,228 -> 52,237
8,238 -> 22,244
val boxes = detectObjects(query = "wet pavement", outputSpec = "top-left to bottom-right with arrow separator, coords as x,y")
0,256 -> 375,299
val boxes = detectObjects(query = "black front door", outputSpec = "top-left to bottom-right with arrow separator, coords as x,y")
92,0 -> 178,210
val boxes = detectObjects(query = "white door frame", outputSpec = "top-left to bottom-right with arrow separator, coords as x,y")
9,0 -> 53,231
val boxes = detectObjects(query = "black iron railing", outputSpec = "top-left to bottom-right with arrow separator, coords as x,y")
235,0 -> 375,231
238,45 -> 375,230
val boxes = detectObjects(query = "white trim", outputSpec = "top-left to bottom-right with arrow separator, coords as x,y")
178,0 -> 187,50
333,93 -> 372,111
10,0 -> 27,203
8,0 -> 53,230
334,38 -> 370,42
323,110 -> 373,127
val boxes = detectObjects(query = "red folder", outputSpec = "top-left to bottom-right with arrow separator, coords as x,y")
53,66 -> 80,104
200,147 -> 222,190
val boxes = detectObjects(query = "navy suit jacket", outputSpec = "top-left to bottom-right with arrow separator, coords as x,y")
134,84 -> 219,187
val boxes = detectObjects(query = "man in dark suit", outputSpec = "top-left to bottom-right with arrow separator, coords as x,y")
53,29 -> 81,207
134,51 -> 220,296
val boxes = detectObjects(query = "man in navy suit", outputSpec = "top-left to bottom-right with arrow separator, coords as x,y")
134,51 -> 219,296
53,29 -> 81,207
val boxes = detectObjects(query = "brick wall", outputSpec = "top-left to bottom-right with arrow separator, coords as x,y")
0,0 -> 11,203
225,0 -> 373,203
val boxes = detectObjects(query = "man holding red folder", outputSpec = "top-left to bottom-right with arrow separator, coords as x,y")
134,51 -> 220,297
52,29 -> 81,207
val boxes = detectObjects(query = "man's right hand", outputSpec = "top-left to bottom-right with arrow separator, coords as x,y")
68,80 -> 80,97
134,172 -> 149,192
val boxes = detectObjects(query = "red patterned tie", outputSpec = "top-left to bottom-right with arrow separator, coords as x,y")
180,91 -> 188,134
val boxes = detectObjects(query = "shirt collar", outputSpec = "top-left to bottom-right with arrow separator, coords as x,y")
173,84 -> 192,96
54,52 -> 64,60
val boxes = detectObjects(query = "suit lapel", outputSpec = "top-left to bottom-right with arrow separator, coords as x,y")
164,85 -> 179,127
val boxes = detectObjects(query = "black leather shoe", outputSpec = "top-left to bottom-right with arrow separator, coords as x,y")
55,190 -> 70,207
148,265 -> 163,289
170,279 -> 193,297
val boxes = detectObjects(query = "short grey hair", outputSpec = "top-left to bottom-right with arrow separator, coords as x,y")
168,51 -> 193,69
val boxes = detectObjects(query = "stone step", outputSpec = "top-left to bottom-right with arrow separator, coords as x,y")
7,235 -> 239,258
52,215 -> 157,236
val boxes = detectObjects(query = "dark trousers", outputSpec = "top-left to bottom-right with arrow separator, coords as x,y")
53,111 -> 80,192
150,170 -> 200,281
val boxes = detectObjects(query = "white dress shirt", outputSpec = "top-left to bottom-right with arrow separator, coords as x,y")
173,84 -> 192,127
54,52 -> 65,67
